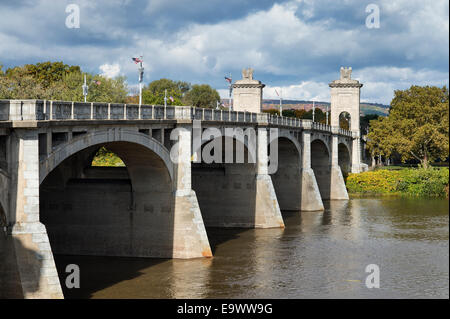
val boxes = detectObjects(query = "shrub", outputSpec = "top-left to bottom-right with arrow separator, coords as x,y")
346,167 -> 449,197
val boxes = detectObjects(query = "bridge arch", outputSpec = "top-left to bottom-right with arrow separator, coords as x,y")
40,128 -> 173,184
39,129 -> 178,258
311,139 -> 331,200
192,134 -> 257,227
269,134 -> 302,211
338,142 -> 351,178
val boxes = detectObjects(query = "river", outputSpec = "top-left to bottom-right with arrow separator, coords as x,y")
54,197 -> 449,299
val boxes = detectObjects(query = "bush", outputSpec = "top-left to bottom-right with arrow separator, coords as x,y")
346,167 -> 449,198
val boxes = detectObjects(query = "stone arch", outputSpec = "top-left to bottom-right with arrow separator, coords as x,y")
311,136 -> 331,165
39,129 -> 177,258
311,139 -> 331,200
192,133 -> 257,227
338,142 -> 351,178
269,136 -> 302,210
40,128 -> 173,185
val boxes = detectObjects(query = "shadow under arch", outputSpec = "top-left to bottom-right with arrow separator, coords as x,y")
338,142 -> 351,180
192,135 -> 257,228
311,139 -> 331,200
269,136 -> 302,211
40,129 -> 174,185
40,137 -> 174,258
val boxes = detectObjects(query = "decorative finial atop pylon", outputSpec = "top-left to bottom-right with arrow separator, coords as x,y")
340,66 -> 352,80
242,68 -> 254,80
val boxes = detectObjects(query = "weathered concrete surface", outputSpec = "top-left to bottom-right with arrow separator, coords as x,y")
254,127 -> 284,228
193,128 -> 284,228
193,163 -> 258,227
329,165 -> 349,200
172,126 -> 212,258
329,67 -> 363,173
7,130 -> 63,298
232,68 -> 265,113
41,130 -> 211,259
11,223 -> 63,298
254,174 -> 284,228
173,190 -> 212,258
300,130 -> 324,211
299,168 -> 324,211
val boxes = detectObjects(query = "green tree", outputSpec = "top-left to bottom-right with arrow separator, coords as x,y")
142,78 -> 190,105
367,85 -> 449,168
0,62 -> 128,103
5,61 -> 81,88
183,84 -> 220,108
361,114 -> 380,135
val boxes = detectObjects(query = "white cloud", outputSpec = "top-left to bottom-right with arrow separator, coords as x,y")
0,0 -> 448,105
99,63 -> 121,78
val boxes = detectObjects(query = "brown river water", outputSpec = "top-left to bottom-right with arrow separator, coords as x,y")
54,197 -> 449,299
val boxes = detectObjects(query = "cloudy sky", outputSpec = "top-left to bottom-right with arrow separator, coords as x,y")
0,0 -> 448,104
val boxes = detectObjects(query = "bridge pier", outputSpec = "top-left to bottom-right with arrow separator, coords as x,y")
330,129 -> 349,200
351,131 -> 362,173
172,126 -> 212,258
254,127 -> 285,228
8,130 -> 63,298
300,128 -> 324,211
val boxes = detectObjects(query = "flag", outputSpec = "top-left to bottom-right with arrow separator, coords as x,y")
224,76 -> 232,83
132,57 -> 143,64
169,96 -> 174,102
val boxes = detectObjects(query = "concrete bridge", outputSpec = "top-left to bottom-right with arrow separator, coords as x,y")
0,67 -> 366,298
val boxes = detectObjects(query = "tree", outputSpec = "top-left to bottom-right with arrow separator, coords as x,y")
361,114 -> 379,135
367,85 -> 449,168
5,61 -> 81,88
183,84 -> 220,108
0,62 -> 128,103
142,78 -> 189,105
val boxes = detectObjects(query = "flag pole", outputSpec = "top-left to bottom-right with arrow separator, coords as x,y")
138,56 -> 144,106
229,73 -> 232,111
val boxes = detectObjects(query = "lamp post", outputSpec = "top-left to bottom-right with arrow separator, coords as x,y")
82,74 -> 88,102
312,100 -> 315,122
164,89 -> 167,107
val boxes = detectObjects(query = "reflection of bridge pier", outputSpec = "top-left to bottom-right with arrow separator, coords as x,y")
0,67 -> 364,298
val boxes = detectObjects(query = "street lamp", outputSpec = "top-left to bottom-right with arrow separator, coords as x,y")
82,74 -> 88,102
312,100 -> 315,122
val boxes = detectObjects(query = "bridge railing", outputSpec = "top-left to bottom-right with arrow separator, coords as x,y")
0,99 -> 353,136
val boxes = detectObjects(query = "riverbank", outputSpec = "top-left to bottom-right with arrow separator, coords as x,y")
346,167 -> 449,198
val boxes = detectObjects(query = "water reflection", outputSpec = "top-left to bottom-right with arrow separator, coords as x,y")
55,197 -> 449,299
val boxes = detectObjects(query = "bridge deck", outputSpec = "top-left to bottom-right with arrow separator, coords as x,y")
0,99 -> 353,137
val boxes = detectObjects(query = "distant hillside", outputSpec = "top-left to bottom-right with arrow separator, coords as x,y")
220,99 -> 390,116
262,100 -> 390,116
